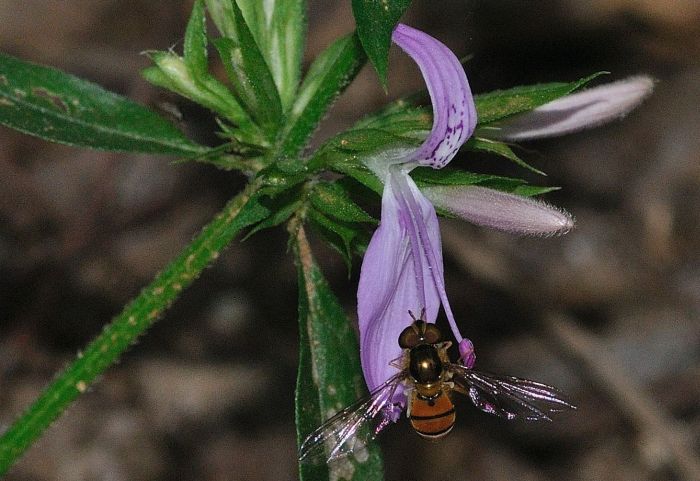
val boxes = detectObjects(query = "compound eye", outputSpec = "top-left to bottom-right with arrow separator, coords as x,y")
423,323 -> 442,344
398,325 -> 420,348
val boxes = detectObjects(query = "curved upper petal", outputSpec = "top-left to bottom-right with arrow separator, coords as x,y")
392,23 -> 477,169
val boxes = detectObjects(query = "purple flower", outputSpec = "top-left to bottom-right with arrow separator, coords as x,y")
357,25 -> 652,415
357,24 -> 576,408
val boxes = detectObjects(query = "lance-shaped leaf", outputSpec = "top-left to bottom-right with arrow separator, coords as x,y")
312,118 -> 555,200
475,72 -> 606,125
0,52 -> 207,155
465,137 -> 546,175
142,52 -> 263,144
328,154 -> 384,195
294,227 -> 384,481
204,0 -> 237,38
486,75 -> 655,141
243,186 -> 304,239
184,0 -> 209,78
212,1 -> 282,137
352,102 -> 431,137
309,181 -> 376,225
235,0 -> 306,111
308,208 -> 369,268
316,127 -> 554,198
280,33 -> 366,157
352,0 -> 412,87
411,167 -> 555,196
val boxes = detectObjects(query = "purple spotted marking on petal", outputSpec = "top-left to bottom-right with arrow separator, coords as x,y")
392,23 -> 477,169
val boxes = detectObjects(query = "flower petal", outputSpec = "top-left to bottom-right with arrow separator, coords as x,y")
390,170 -> 465,344
487,76 -> 655,141
422,185 -> 574,236
392,23 -> 477,169
358,171 -> 441,394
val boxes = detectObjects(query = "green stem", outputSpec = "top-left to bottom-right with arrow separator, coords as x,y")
0,180 -> 262,475
0,23 -> 369,476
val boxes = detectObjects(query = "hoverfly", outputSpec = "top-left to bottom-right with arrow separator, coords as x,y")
299,317 -> 575,464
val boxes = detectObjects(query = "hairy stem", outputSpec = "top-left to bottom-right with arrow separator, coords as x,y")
0,181 -> 261,474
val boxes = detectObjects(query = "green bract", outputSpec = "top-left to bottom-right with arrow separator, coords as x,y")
351,0 -> 412,87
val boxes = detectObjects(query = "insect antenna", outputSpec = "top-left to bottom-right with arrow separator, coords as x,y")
407,308 -> 427,322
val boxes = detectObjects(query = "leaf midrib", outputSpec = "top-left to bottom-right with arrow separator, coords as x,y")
0,89 -> 206,154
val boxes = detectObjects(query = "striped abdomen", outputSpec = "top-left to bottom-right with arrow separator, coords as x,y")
409,391 -> 456,439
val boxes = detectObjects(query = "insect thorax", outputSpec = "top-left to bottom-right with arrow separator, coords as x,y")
408,344 -> 443,384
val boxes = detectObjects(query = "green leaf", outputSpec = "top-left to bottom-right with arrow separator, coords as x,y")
146,2 -> 269,146
475,72 -> 606,124
204,0 -> 237,38
330,128 -> 420,154
512,184 -> 560,197
293,227 -> 384,481
320,130 -> 556,202
257,163 -> 308,198
236,0 -> 306,111
243,187 -> 304,239
326,153 -> 383,195
280,33 -> 366,157
213,31 -> 282,138
308,208 -> 361,266
466,137 -> 546,176
351,0 -> 412,87
352,101 -> 430,136
412,168 -> 519,188
310,182 -> 376,224
142,53 -> 263,144
0,52 -> 207,155
411,167 -> 553,196
184,0 -> 209,77
247,198 -> 301,238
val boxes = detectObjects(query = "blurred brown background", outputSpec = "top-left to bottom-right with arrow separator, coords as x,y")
1,1 -> 699,480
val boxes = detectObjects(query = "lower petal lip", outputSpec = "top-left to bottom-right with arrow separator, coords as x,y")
358,170 -> 442,394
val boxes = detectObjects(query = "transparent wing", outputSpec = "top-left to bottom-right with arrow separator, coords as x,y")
298,371 -> 407,464
447,363 -> 576,421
